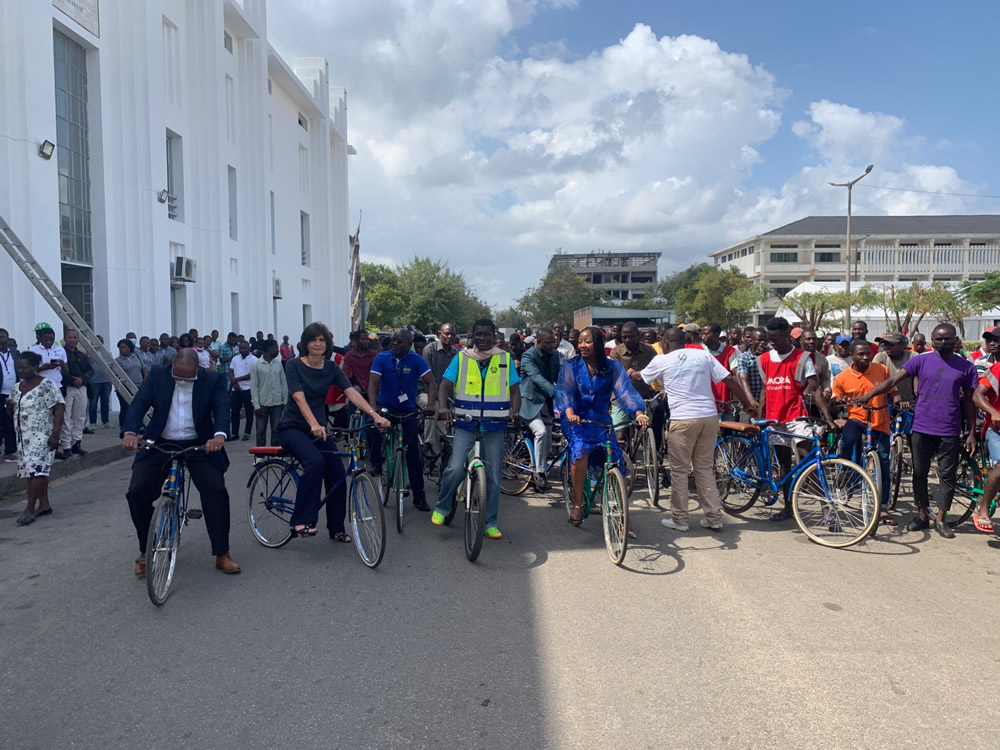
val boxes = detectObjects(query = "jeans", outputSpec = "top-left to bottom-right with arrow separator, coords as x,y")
369,409 -> 425,501
88,381 -> 112,425
231,389 -> 254,437
0,394 -> 15,455
255,404 -> 283,446
911,431 -> 961,513
434,428 -> 505,528
838,418 -> 890,508
277,426 -> 347,533
527,413 -> 553,477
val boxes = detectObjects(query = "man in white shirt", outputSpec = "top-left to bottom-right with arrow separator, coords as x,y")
194,337 -> 214,370
552,321 -> 577,363
640,327 -> 757,532
28,323 -> 67,388
122,348 -> 239,576
228,340 -> 257,440
604,323 -> 621,355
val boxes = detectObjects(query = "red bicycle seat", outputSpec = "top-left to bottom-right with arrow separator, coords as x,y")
248,446 -> 287,456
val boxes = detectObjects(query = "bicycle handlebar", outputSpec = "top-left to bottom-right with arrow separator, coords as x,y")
140,440 -> 205,456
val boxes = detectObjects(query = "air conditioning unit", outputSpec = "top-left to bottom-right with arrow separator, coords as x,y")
171,256 -> 197,283
273,277 -> 283,299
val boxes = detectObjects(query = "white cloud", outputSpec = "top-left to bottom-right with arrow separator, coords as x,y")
268,2 -> 994,309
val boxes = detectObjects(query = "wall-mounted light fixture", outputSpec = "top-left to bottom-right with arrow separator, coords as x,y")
158,189 -> 169,203
38,140 -> 55,159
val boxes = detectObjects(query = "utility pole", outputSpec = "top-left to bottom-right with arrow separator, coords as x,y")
829,164 -> 873,328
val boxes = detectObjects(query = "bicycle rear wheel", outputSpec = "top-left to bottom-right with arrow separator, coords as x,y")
947,450 -> 982,528
889,434 -> 904,510
146,495 -> 179,606
714,435 -> 763,514
603,468 -> 629,565
642,427 -> 660,508
791,457 -> 879,548
864,449 -> 883,512
561,456 -> 573,517
247,460 -> 296,548
501,431 -> 532,496
465,464 -> 487,562
350,472 -> 385,568
394,447 -> 406,534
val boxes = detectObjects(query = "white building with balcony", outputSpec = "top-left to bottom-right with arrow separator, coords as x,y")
0,0 -> 354,347
711,216 -> 1000,325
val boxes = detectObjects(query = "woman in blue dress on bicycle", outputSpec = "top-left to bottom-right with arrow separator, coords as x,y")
277,323 -> 389,539
556,326 -> 648,526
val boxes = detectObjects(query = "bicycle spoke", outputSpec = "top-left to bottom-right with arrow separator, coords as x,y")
792,458 -> 878,548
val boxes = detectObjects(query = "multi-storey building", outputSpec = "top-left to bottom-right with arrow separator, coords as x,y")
711,216 -> 1000,324
0,0 -> 354,345
549,251 -> 661,302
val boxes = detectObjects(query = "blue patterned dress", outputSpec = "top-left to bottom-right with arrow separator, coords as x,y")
555,356 -> 644,470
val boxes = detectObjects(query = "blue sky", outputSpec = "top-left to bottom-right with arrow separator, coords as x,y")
271,0 -> 1000,307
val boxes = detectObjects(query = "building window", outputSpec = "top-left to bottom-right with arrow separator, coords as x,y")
297,112 -> 308,131
770,252 -> 798,263
224,31 -> 233,53
227,165 -> 238,240
268,114 -> 273,170
267,78 -> 272,95
302,304 -> 312,328
270,191 -> 276,255
300,211 -> 310,266
231,293 -> 240,332
771,287 -> 794,297
770,244 -> 799,249
815,252 -> 840,263
299,145 -> 309,193
970,242 -> 987,247
165,130 -> 183,221
631,274 -> 654,284
225,74 -> 236,143
162,17 -> 181,107
815,243 -> 841,249
934,242 -> 952,247
899,243 -> 918,247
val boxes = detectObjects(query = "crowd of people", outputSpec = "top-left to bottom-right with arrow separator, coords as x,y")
4,312 -> 999,579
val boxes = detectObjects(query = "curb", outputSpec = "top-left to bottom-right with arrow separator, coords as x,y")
0,443 -> 129,498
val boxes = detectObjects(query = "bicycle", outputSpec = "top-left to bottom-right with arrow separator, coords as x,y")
439,416 -> 509,562
887,406 -> 912,510
501,419 -> 568,496
245,417 -> 386,568
562,419 -> 631,565
947,438 -> 992,528
713,418 -> 879,548
142,442 -> 204,606
641,395 -> 667,507
377,409 -> 422,534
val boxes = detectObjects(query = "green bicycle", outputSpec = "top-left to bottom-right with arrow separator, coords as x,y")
378,409 -> 420,534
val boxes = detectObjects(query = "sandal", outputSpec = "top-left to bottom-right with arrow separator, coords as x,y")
331,531 -> 353,543
769,510 -> 794,522
569,506 -> 583,527
880,514 -> 897,527
134,557 -> 146,577
16,513 -> 35,526
291,524 -> 318,538
974,515 -> 994,533
34,507 -> 53,517
627,527 -> 637,539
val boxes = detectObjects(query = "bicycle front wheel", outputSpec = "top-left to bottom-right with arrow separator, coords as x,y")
947,450 -> 982,528
394,447 -> 406,533
791,457 -> 879,548
714,435 -> 763,514
465,464 -> 487,562
146,495 -> 180,606
561,456 -> 574,518
603,468 -> 629,565
501,431 -> 532,496
863,449 -> 883,511
642,427 -> 660,507
889,434 -> 904,510
247,460 -> 296,548
350,472 -> 386,568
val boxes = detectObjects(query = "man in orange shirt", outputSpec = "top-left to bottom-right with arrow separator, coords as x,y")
832,339 -> 893,524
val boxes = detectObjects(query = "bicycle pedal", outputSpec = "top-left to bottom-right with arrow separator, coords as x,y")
402,490 -> 410,498
186,509 -> 203,520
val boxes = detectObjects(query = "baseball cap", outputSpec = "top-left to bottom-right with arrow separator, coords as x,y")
684,323 -> 701,333
835,334 -> 851,346
983,326 -> 998,339
877,331 -> 907,345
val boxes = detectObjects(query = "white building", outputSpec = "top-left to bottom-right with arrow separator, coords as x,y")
0,0 -> 353,348
711,216 -> 1000,325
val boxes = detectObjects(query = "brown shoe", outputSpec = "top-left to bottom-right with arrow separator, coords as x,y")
215,553 -> 241,574
134,557 -> 146,577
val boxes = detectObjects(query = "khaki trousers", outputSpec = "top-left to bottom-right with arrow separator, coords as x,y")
60,385 -> 87,450
416,393 -> 445,453
667,416 -> 723,525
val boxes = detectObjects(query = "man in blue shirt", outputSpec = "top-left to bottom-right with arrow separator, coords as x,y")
431,319 -> 521,539
368,329 -> 435,511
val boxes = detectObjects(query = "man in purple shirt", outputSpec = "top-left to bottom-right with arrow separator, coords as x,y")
856,323 -> 978,539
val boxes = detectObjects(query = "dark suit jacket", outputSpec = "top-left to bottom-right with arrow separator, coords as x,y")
124,365 -> 231,470
519,345 -> 560,421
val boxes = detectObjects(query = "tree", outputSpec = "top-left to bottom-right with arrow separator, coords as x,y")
517,270 -> 597,326
361,262 -> 404,328
654,263 -> 713,311
494,307 -> 529,329
854,282 -> 935,334
960,272 -> 1000,310
778,289 -> 857,330
674,267 -> 767,327
926,281 -> 985,338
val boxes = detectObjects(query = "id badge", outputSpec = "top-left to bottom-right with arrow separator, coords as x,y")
398,394 -> 408,403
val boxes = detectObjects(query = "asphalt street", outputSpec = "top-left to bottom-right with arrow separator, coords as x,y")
2,446 -> 999,749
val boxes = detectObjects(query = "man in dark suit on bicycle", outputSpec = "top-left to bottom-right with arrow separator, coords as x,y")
122,348 -> 241,577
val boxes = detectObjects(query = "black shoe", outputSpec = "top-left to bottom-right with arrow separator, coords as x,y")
71,442 -> 87,456
83,427 -> 95,435
242,434 -> 251,441
412,497 -> 431,512
534,475 -> 549,493
935,518 -> 955,539
54,451 -> 70,460
906,516 -> 930,532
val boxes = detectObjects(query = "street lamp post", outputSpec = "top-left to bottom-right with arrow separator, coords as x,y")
829,164 -> 873,329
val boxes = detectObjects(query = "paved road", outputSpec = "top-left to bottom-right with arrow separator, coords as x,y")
2,447 -> 998,749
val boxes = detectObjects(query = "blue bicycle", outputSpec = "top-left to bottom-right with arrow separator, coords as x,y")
501,419 -> 568,496
713,417 -> 879,548
246,416 -> 385,567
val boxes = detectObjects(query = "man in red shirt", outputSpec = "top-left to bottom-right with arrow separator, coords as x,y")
851,321 -> 879,358
701,322 -> 739,417
684,323 -> 703,349
341,332 -> 377,401
758,317 -> 835,521
972,361 -> 1000,532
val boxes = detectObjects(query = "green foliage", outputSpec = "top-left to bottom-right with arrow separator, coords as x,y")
927,281 -> 985,338
779,289 -> 857,330
960,272 -> 1000,309
854,282 -> 936,333
654,263 -> 713,310
360,257 -> 491,333
494,307 -> 530,329
516,270 -> 597,326
673,267 -> 767,327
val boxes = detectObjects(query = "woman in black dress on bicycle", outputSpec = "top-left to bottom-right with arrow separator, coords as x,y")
277,323 -> 389,539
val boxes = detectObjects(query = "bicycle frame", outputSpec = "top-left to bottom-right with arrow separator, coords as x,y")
731,422 -> 832,501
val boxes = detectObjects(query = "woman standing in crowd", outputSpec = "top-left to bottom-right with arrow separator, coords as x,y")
556,326 -> 648,527
114,339 -> 146,437
6,352 -> 65,526
277,323 -> 390,539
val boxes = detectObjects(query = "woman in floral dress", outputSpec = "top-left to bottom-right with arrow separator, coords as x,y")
6,352 -> 65,525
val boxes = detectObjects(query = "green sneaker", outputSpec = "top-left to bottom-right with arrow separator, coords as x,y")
431,511 -> 445,526
484,526 -> 502,539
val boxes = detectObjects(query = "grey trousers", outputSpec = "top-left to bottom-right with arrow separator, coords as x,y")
255,404 -> 284,446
